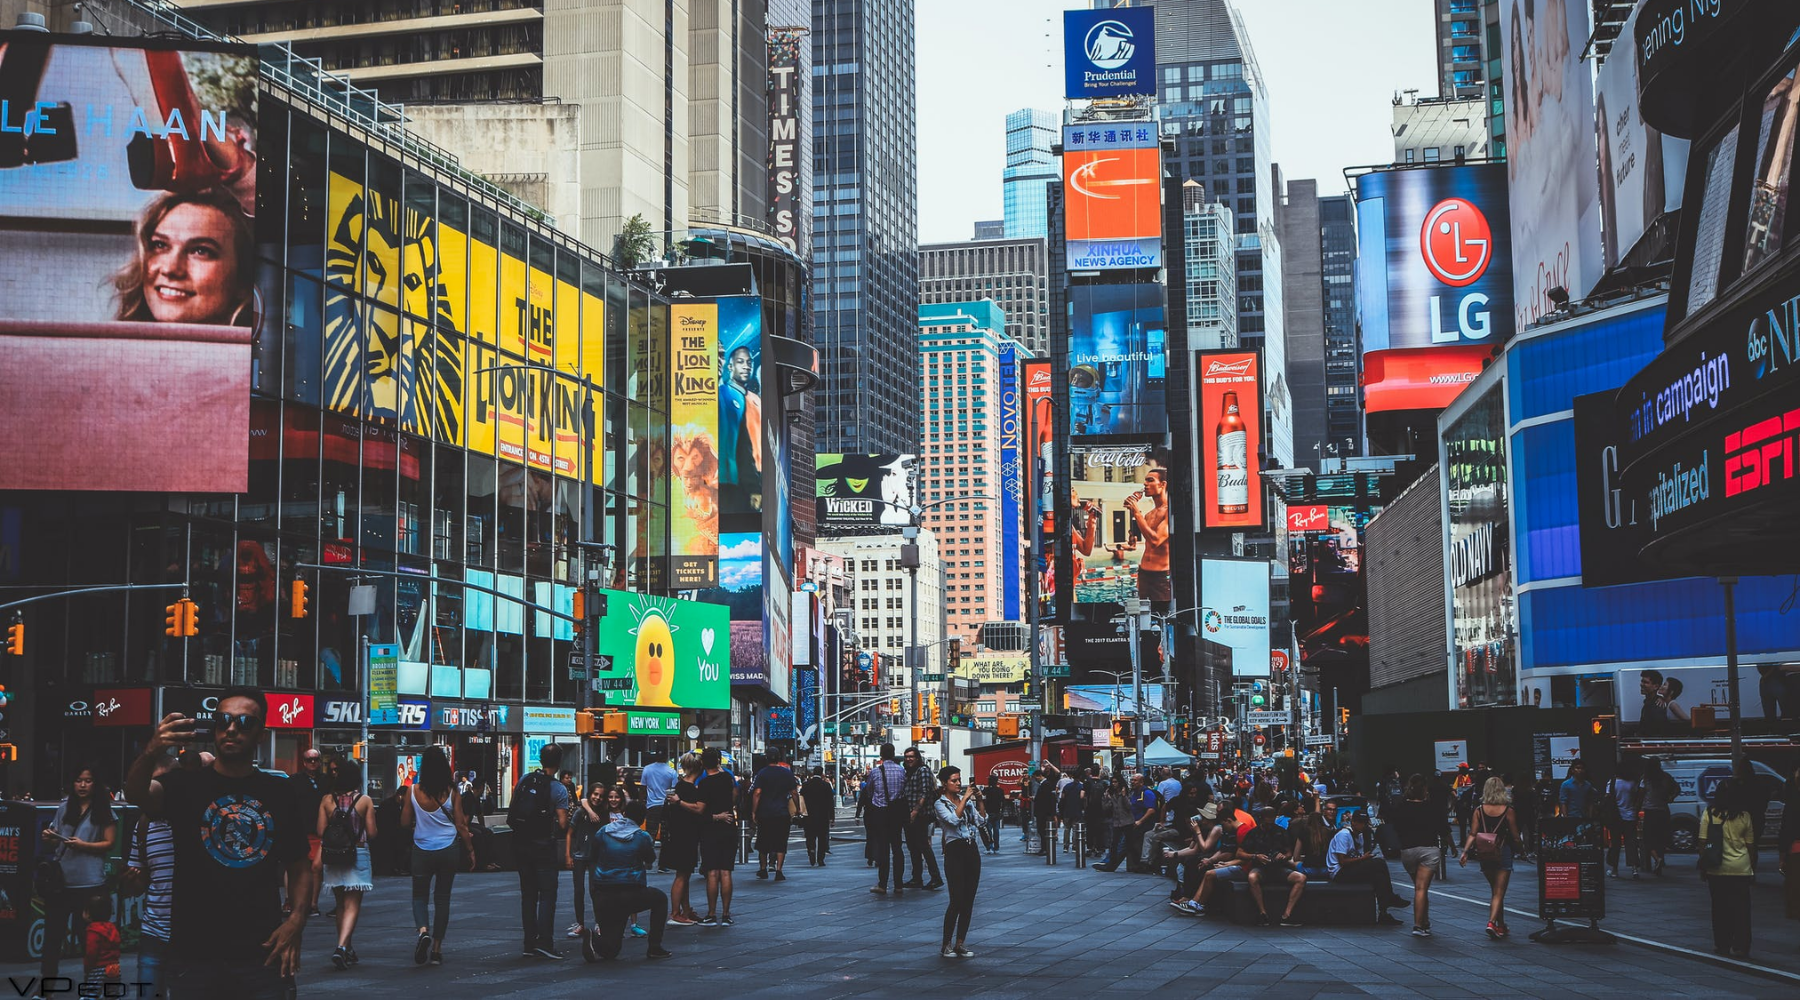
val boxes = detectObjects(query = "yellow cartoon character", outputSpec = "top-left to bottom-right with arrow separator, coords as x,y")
632,606 -> 678,707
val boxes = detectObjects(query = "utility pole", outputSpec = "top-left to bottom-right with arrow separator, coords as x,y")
902,524 -> 921,732
1127,597 -> 1145,775
1721,577 -> 1744,771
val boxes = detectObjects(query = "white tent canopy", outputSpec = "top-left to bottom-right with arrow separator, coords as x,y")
1137,737 -> 1191,767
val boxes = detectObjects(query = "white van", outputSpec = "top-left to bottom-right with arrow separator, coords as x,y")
1657,758 -> 1787,852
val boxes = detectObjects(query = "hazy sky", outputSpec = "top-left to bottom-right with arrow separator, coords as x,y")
915,0 -> 1440,243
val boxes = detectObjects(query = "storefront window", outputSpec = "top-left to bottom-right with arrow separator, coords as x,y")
398,433 -> 429,555
287,116 -> 326,278
433,444 -> 464,561
360,423 -> 399,554
1444,388 -> 1516,710
285,273 -> 323,406
497,461 -> 527,573
1743,65 -> 1800,273
465,452 -> 497,568
1686,124 -> 1741,316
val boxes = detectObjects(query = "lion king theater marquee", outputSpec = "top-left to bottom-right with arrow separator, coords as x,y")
1594,1 -> 1800,576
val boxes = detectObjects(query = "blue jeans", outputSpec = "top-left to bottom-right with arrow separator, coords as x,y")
136,933 -> 168,998
1102,826 -> 1130,866
166,955 -> 285,1000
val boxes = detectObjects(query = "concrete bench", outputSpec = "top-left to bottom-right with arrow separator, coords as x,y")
1205,877 -> 1380,926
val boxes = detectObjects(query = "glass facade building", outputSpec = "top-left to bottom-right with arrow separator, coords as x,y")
1002,108 -> 1058,240
810,0 -> 920,456
3,86 -> 679,795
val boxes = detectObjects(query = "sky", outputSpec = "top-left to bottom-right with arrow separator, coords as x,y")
915,0 -> 1441,243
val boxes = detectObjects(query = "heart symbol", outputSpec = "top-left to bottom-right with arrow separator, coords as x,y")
702,628 -> 715,655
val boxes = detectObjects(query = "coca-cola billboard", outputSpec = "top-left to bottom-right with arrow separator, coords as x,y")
1196,351 -> 1264,530
1069,443 -> 1174,610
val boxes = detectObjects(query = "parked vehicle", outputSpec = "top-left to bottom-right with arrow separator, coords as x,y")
1658,758 -> 1787,852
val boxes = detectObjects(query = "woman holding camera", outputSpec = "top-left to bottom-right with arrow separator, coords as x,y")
933,766 -> 986,959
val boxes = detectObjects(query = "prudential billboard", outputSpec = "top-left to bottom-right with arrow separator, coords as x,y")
1064,6 -> 1156,99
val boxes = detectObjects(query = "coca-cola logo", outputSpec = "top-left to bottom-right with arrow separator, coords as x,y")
1082,447 -> 1149,469
1204,357 -> 1255,378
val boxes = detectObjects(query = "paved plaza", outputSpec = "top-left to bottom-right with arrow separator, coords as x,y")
10,826 -> 1794,1000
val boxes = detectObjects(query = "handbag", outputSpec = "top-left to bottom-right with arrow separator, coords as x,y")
118,818 -> 151,899
34,846 -> 65,900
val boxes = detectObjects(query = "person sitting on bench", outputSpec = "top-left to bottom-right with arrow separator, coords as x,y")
1326,810 -> 1409,926
1242,807 -> 1307,927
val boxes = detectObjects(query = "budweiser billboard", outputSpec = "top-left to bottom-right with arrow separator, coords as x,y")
1196,352 -> 1264,530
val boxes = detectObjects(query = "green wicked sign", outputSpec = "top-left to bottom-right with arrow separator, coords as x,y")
596,589 -> 730,710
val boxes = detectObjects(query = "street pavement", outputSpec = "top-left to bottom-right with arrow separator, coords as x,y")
8,824 -> 1795,999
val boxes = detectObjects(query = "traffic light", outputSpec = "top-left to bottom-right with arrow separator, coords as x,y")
290,578 -> 309,619
1592,714 -> 1616,739
930,692 -> 940,725
890,697 -> 901,716
165,601 -> 183,637
1338,707 -> 1351,729
1250,681 -> 1266,708
351,742 -> 366,761
571,590 -> 585,631
0,744 -> 16,762
179,598 -> 198,637
601,711 -> 628,736
948,638 -> 962,675
922,725 -> 941,743
911,725 -> 924,744
576,709 -> 597,735
997,716 -> 1020,738
4,618 -> 21,657
1111,718 -> 1128,747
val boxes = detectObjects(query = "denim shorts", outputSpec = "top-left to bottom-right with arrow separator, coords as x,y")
1479,846 -> 1514,874
1209,864 -> 1245,881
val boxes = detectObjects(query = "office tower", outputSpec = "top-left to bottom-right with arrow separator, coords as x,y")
1392,94 -> 1491,165
1320,193 -> 1360,460
1151,0 -> 1289,467
1278,172 -> 1328,473
167,0 -> 772,252
1182,180 -> 1238,351
1433,0 -> 1488,100
973,220 -> 1007,240
812,0 -> 920,456
817,531 -> 944,719
917,302 -> 1028,643
919,237 -> 1051,357
1003,108 -> 1059,240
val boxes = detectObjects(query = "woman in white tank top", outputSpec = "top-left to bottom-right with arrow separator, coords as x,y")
401,748 -> 475,966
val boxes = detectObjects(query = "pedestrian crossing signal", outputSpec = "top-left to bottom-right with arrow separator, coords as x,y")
3,620 -> 21,657
0,744 -> 15,761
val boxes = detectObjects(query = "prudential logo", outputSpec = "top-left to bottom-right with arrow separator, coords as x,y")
1085,20 -> 1136,69
1419,198 -> 1492,287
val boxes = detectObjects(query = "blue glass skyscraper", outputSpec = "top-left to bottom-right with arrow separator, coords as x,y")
1002,108 -> 1058,240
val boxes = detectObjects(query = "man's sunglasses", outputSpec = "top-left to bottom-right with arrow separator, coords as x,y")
302,757 -> 322,764
214,711 -> 265,732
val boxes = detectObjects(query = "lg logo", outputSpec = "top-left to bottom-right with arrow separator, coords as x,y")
1420,197 -> 1494,344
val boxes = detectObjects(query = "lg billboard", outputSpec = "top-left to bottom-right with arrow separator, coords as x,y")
1355,164 -> 1513,413
1063,125 -> 1162,271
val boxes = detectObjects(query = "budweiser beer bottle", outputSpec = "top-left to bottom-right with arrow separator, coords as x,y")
1216,391 -> 1249,514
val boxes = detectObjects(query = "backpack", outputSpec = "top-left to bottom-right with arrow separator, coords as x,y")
1698,809 -> 1727,872
1471,808 -> 1505,862
321,797 -> 359,867
507,771 -> 556,841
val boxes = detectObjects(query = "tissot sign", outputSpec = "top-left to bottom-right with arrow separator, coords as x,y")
1063,6 -> 1156,99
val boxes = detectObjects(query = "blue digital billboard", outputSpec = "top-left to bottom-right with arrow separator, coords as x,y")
1064,6 -> 1156,99
1069,284 -> 1168,436
999,344 -> 1022,621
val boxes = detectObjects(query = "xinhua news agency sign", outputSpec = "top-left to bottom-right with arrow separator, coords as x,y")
1064,6 -> 1156,99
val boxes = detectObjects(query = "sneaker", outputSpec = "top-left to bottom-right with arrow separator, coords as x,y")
533,945 -> 566,960
581,928 -> 598,964
567,922 -> 584,939
668,914 -> 698,927
1256,912 -> 1271,927
1167,899 -> 1190,912
1411,926 -> 1432,938
647,947 -> 674,960
923,879 -> 945,891
1279,916 -> 1303,928
719,914 -> 733,927
1387,894 -> 1412,909
697,914 -> 719,926
1608,867 -> 1618,879
755,870 -> 768,879
1180,900 -> 1206,916
901,880 -> 925,889
414,932 -> 432,966
869,885 -> 887,895
955,946 -> 976,958
775,871 -> 787,882
1485,921 -> 1500,939
331,946 -> 350,971
1376,913 -> 1403,926
430,952 -> 443,966
940,945 -> 957,958
1496,923 -> 1510,938
522,943 -> 538,958
630,924 -> 648,938
347,947 -> 359,966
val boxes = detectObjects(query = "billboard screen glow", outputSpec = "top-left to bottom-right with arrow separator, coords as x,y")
1196,352 -> 1264,530
596,589 -> 730,710
814,454 -> 915,527
1069,284 -> 1168,436
1063,125 -> 1162,270
1202,559 -> 1272,678
0,36 -> 258,492
1069,443 -> 1173,610
1063,7 -> 1156,99
670,303 -> 720,587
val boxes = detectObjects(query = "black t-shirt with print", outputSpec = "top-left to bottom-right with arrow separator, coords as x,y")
160,766 -> 308,958
698,771 -> 738,823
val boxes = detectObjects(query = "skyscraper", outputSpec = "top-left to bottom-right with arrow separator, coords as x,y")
812,0 -> 921,456
1002,108 -> 1059,240
1182,180 -> 1238,351
919,237 -> 1051,356
1151,0 -> 1290,467
1432,0 -> 1489,100
1320,193 -> 1361,459
917,302 -> 1028,642
1278,173 -> 1328,473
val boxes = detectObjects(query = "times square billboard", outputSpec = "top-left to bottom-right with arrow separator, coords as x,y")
0,34 -> 259,491
1355,164 -> 1514,413
1063,124 -> 1162,271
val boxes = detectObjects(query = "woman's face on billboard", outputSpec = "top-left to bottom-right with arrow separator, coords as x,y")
143,202 -> 242,324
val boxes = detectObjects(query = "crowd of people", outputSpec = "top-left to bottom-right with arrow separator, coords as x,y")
28,697 -> 1800,998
